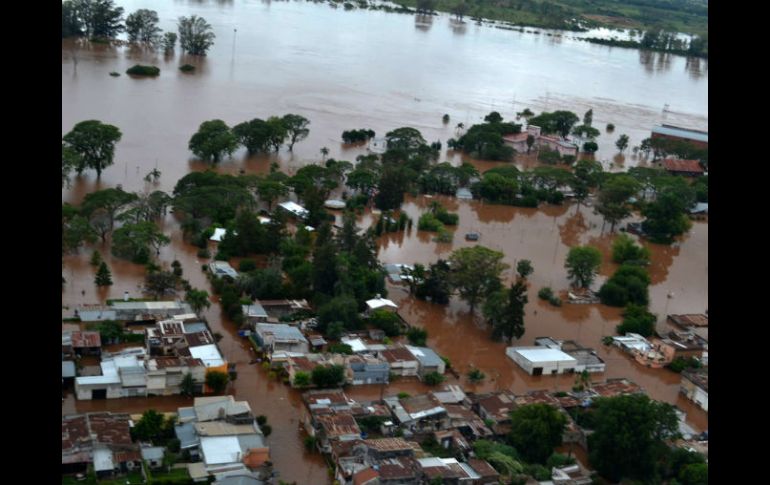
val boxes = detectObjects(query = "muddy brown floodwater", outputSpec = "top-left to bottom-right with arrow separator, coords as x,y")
63,2 -> 706,482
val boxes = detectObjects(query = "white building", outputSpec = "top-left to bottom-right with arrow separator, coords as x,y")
278,201 -> 309,219
365,297 -> 398,313
506,346 -> 578,376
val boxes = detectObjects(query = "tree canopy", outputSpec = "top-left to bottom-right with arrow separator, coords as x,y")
178,15 -> 215,55
508,404 -> 567,464
188,120 -> 238,163
62,120 -> 122,178
449,246 -> 508,312
126,9 -> 161,44
588,394 -> 680,482
565,246 -> 602,289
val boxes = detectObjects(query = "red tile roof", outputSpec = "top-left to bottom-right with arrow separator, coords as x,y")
352,467 -> 379,485
243,447 -> 271,468
662,159 -> 704,173
71,331 -> 102,348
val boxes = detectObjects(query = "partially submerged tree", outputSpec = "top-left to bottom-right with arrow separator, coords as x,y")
188,120 -> 238,163
564,246 -> 602,289
94,262 -> 113,287
178,15 -> 216,56
62,120 -> 123,178
449,246 -> 508,313
483,280 -> 527,344
126,9 -> 162,44
185,288 -> 211,314
282,114 -> 310,151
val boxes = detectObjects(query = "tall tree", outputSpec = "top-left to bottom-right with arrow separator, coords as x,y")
508,404 -> 567,464
180,373 -> 196,397
282,114 -> 310,151
62,120 -> 122,178
94,261 -> 113,287
451,1 -> 468,20
565,246 -> 602,289
162,32 -> 177,52
185,288 -> 211,315
132,409 -> 165,443
62,144 -> 80,188
63,205 -> 97,254
72,0 -> 125,39
111,221 -> 170,263
178,15 -> 216,56
188,120 -> 238,163
583,109 -> 593,126
571,159 -> 603,211
145,271 -> 178,299
594,174 -> 639,232
516,260 -> 533,280
615,134 -> 630,153
483,280 -> 527,344
125,9 -> 162,44
62,1 -> 84,38
641,178 -> 695,244
81,188 -> 138,232
449,246 -> 509,313
588,395 -> 679,482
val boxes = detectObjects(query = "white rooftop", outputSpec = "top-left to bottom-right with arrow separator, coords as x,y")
201,436 -> 242,465
511,347 -> 577,364
341,337 -> 368,353
366,297 -> 398,310
210,228 -> 228,242
279,201 -> 309,218
189,344 -> 225,367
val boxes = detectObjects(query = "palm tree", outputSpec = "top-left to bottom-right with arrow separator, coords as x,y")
455,123 -> 464,136
320,147 -> 329,161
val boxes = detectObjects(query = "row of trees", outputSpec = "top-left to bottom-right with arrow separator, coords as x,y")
188,115 -> 310,162
62,1 -> 216,55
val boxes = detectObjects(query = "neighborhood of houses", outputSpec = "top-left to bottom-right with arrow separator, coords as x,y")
62,122 -> 707,483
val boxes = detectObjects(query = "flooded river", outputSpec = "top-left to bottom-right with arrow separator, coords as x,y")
63,1 -> 707,483
63,0 -> 706,198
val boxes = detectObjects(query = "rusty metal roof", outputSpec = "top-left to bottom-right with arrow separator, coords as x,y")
669,314 -> 708,328
662,159 -> 704,173
316,413 -> 361,438
71,331 -> 102,348
592,378 -> 644,397
476,392 -> 516,419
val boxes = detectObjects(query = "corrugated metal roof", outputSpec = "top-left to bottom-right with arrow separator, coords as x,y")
652,125 -> 708,143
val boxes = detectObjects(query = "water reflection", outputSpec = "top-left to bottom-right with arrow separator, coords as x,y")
415,14 -> 434,32
685,56 -> 707,80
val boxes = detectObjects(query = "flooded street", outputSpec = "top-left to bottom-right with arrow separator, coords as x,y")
63,1 -> 707,482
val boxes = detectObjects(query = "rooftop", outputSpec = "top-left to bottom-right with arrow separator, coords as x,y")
591,378 -> 644,397
379,347 -> 417,363
668,314 -> 709,328
201,436 -> 243,465
255,323 -> 308,343
242,303 -> 268,318
652,124 -> 708,143
476,391 -> 516,419
405,345 -> 444,367
316,413 -> 361,438
278,201 -> 309,217
682,368 -> 708,392
366,297 -> 398,310
194,396 -> 252,422
364,437 -> 414,453
352,468 -> 379,485
662,159 -> 704,173
70,331 -> 102,348
185,330 -> 215,348
189,344 -> 225,367
509,346 -> 578,364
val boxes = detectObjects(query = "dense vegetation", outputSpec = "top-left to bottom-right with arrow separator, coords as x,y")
396,0 -> 708,37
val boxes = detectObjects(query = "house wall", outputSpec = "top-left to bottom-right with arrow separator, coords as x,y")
274,341 -> 309,354
417,361 -> 446,378
510,352 -> 576,375
389,361 -> 419,377
681,379 -> 708,411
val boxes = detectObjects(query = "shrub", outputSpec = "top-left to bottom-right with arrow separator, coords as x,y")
434,227 -> 453,243
549,296 -> 562,307
126,64 -> 160,76
599,264 -> 651,307
667,356 -> 702,373
424,371 -> 445,386
328,343 -> 354,355
261,424 -> 272,437
197,248 -> 210,258
397,392 -> 411,399
179,64 -> 195,72
256,415 -> 268,426
616,304 -> 657,337
304,435 -> 317,451
239,259 -> 257,272
435,211 -> 459,225
606,123 -> 615,132
407,327 -> 428,346
418,213 -> 444,232
538,287 -> 554,300
109,71 -> 120,77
